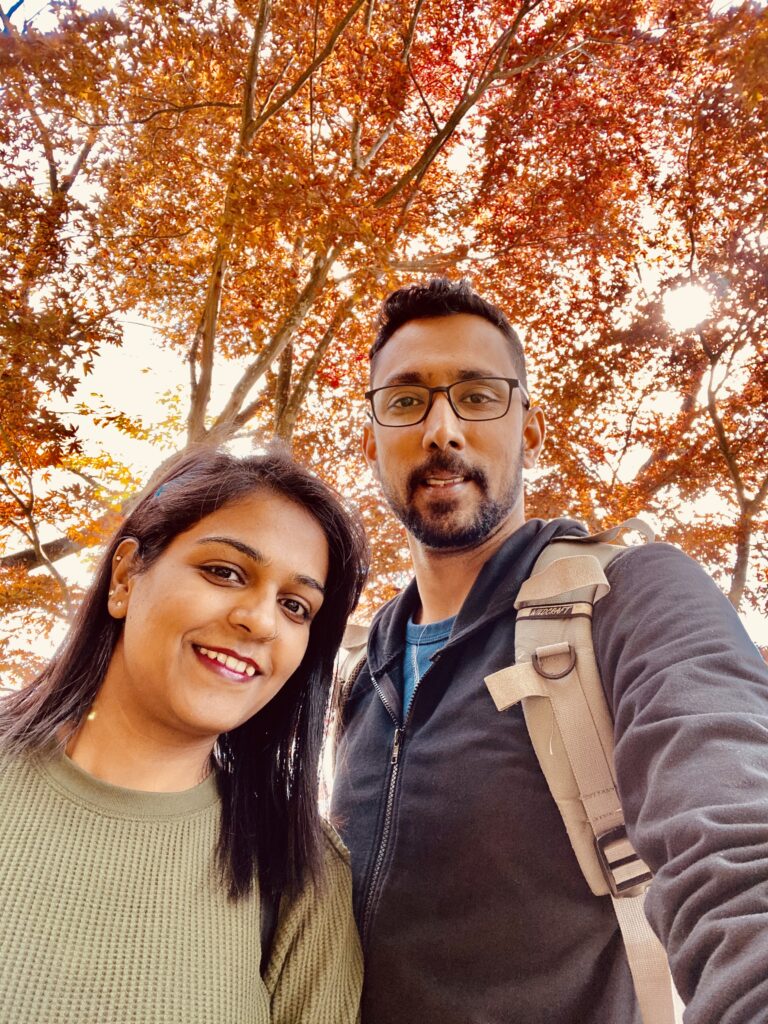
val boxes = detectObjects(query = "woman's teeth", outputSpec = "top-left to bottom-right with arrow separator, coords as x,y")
197,646 -> 256,677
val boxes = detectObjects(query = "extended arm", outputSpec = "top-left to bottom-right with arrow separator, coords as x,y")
595,543 -> 768,1023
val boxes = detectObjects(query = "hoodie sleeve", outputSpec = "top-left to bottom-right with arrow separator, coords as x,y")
593,542 -> 768,1023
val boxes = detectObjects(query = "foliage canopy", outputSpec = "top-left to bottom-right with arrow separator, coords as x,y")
1,0 -> 766,677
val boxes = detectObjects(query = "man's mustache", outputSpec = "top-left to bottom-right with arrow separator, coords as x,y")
406,453 -> 487,501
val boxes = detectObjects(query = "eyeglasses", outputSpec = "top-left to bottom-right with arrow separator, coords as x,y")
365,376 -> 530,427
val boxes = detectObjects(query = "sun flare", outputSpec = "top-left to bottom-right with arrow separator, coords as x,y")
663,284 -> 713,332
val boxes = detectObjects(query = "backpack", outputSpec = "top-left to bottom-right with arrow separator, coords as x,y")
336,518 -> 684,1024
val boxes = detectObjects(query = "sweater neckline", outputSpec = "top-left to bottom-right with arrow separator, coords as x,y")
36,748 -> 219,819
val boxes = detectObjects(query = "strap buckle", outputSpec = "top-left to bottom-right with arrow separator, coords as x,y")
595,825 -> 653,897
531,642 -> 576,680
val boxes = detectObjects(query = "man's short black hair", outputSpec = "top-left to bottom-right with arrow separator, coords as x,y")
369,277 -> 527,387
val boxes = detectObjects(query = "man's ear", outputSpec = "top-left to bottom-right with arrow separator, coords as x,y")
362,421 -> 381,482
522,406 -> 546,469
107,537 -> 140,620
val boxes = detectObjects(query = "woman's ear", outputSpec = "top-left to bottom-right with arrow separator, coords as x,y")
107,538 -> 140,620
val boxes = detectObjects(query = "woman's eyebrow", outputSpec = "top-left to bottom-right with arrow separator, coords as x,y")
195,536 -> 325,594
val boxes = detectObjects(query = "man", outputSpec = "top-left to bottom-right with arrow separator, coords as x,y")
331,278 -> 768,1024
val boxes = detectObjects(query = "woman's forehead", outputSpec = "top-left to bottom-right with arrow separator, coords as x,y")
172,491 -> 329,582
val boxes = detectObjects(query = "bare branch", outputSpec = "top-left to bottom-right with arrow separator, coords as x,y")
243,0 -> 272,127
4,0 -> 26,23
360,120 -> 395,170
351,117 -> 362,168
1,9 -> 60,192
186,249 -> 227,440
216,248 -> 341,434
74,101 -> 240,130
364,0 -> 376,33
706,361 -> 746,508
273,341 -> 294,435
61,125 -> 99,192
402,0 -> 427,63
408,54 -> 439,132
245,0 -> 368,142
0,535 -> 84,571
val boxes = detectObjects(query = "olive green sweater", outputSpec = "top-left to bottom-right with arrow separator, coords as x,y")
0,751 -> 362,1024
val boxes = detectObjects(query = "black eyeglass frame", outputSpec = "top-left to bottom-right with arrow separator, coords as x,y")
365,376 -> 530,427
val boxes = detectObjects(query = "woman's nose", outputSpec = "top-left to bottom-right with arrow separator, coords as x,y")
227,594 -> 278,641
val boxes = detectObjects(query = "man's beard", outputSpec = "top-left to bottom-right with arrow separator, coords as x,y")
381,449 -> 523,550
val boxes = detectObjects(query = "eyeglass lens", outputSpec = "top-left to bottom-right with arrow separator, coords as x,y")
372,378 -> 513,425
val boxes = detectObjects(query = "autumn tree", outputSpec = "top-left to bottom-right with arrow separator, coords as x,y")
1,0 -> 766,678
467,0 -> 768,613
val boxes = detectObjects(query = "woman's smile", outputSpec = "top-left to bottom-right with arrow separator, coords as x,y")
192,643 -> 261,681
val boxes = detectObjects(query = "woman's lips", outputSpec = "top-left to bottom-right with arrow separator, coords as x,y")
193,644 -> 260,681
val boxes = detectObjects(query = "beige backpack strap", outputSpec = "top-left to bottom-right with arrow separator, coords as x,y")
327,622 -> 370,777
485,520 -> 683,1024
338,621 -> 370,701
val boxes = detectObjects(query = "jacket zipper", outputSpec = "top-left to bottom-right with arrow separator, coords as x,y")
360,671 -> 406,948
361,723 -> 403,946
360,651 -> 441,947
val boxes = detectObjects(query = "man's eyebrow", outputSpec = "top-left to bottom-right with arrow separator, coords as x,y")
195,536 -> 325,595
380,368 -> 501,386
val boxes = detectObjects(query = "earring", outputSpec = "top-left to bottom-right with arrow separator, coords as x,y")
115,555 -> 122,562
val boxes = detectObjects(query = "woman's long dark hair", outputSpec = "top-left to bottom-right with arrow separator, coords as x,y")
0,444 -> 369,902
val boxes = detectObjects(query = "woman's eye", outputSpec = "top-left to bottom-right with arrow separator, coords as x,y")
280,597 -> 312,622
203,564 -> 244,584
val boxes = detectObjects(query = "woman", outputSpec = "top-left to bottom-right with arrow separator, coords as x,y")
0,445 -> 368,1023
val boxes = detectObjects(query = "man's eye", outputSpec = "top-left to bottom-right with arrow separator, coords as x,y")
458,389 -> 501,405
280,597 -> 312,622
388,392 -> 424,410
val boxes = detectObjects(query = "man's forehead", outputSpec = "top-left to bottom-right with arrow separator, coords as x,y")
370,313 -> 517,386
377,367 -> 503,387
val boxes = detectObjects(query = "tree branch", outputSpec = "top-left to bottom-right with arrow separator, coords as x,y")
60,125 -> 99,192
243,0 -> 272,127
244,0 -> 368,142
0,535 -> 84,571
706,361 -> 746,508
275,293 -> 360,440
214,247 -> 342,435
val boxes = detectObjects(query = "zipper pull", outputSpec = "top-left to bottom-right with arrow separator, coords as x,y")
391,727 -> 404,765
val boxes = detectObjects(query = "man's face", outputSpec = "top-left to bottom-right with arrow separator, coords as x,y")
363,313 -> 544,551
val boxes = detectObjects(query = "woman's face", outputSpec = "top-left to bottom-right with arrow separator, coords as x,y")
103,490 -> 329,746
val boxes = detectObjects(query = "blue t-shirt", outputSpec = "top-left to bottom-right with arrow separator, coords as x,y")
402,615 -> 455,718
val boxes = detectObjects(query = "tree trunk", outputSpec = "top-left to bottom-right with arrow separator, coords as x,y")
728,513 -> 752,610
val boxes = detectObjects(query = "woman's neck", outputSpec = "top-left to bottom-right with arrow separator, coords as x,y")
65,700 -> 215,793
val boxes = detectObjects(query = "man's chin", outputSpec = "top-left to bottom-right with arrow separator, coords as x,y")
382,474 -> 522,552
399,505 -> 506,551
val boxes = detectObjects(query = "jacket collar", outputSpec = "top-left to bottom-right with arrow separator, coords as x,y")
366,517 -> 587,681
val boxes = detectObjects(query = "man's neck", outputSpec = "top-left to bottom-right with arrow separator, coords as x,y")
409,515 -> 524,624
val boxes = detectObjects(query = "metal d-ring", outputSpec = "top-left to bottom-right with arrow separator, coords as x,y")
532,643 -> 576,680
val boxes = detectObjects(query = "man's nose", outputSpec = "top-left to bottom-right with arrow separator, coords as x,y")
228,593 -> 278,641
420,392 -> 465,451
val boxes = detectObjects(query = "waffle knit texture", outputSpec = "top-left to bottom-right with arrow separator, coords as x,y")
0,750 -> 362,1024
